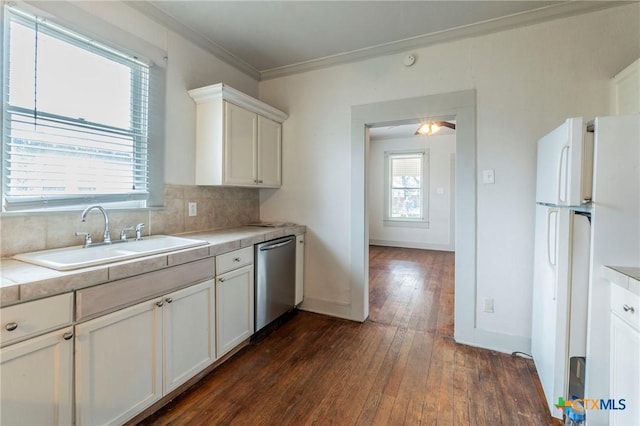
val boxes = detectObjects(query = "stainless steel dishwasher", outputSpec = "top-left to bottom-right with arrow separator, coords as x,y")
255,235 -> 296,333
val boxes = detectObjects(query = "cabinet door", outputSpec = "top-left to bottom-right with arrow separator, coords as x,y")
0,326 -> 73,426
164,280 -> 216,393
224,101 -> 257,186
75,300 -> 163,426
216,265 -> 254,358
295,234 -> 305,305
610,313 -> 640,426
257,115 -> 282,187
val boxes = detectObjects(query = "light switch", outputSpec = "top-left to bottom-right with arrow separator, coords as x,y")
482,169 -> 495,184
436,187 -> 445,195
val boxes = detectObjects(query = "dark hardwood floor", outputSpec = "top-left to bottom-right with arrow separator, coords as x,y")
139,246 -> 553,425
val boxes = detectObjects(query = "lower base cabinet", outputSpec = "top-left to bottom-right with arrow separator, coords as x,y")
75,298 -> 163,425
75,279 -> 215,425
164,280 -> 216,393
0,326 -> 74,426
216,264 -> 254,358
609,285 -> 640,426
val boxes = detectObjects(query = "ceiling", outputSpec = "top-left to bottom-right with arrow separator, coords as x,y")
369,122 -> 456,141
128,1 -> 621,80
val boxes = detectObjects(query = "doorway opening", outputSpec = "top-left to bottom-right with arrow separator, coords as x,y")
367,120 -> 456,326
349,90 -> 477,346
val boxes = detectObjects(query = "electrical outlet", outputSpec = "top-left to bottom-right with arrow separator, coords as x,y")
188,202 -> 197,217
483,298 -> 494,313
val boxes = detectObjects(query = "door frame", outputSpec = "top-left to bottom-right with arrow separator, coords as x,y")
349,90 -> 476,344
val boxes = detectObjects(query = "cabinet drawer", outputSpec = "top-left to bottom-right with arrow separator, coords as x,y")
216,246 -> 253,275
611,284 -> 640,331
1,293 -> 74,347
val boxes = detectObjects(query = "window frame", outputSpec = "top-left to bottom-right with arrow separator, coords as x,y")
1,5 -> 164,213
383,150 -> 430,228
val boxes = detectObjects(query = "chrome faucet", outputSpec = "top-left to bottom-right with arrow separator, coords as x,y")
80,205 -> 111,244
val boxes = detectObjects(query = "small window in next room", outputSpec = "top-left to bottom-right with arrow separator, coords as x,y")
2,5 -> 164,212
384,151 -> 429,227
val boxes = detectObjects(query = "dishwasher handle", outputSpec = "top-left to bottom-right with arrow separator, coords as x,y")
259,239 -> 294,251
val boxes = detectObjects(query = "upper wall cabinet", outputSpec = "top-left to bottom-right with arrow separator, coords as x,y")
188,84 -> 288,187
610,58 -> 640,115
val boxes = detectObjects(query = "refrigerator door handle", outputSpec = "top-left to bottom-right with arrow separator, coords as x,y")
547,209 -> 558,268
557,145 -> 569,204
547,209 -> 559,301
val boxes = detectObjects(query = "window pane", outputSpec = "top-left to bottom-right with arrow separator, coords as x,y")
36,30 -> 132,129
391,157 -> 421,188
3,8 -> 151,210
391,188 -> 421,218
8,20 -> 36,110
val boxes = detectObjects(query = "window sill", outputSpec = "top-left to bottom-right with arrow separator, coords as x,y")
383,219 -> 430,229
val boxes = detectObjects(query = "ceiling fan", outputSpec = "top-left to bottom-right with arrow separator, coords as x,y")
415,121 -> 456,136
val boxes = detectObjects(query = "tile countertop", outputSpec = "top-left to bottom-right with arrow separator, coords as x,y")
603,266 -> 640,295
0,225 -> 305,307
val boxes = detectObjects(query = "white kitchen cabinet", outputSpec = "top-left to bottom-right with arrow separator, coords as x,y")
257,115 -> 282,187
189,83 -> 287,188
610,58 -> 640,115
216,247 -> 254,357
609,284 -> 640,426
295,234 -> 305,306
75,298 -> 163,426
0,326 -> 74,426
224,101 -> 259,186
0,293 -> 74,426
163,280 -> 216,393
75,279 -> 216,425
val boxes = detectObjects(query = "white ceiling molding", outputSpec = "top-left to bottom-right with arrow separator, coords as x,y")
260,1 -> 623,80
125,1 -> 261,80
126,1 -> 623,82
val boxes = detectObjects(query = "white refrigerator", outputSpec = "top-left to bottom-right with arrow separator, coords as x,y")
531,117 -> 593,419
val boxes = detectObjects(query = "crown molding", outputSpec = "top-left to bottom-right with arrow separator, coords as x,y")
260,1 -> 626,80
126,1 -> 627,82
124,1 -> 260,81
188,83 -> 289,122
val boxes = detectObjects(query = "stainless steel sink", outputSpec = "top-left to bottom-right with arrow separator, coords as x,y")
13,236 -> 208,271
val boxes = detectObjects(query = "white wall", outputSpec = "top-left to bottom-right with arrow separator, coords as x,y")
368,134 -> 455,251
61,1 -> 260,185
259,4 -> 640,351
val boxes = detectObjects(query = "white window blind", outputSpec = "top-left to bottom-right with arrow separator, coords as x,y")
2,6 -> 154,211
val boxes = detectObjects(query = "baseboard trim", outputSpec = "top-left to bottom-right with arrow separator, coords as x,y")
369,239 -> 454,252
455,327 -> 531,355
298,297 -> 357,321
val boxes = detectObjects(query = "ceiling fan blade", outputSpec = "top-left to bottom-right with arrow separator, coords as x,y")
437,121 -> 456,130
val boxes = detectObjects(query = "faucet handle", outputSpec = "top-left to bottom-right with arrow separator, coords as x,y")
120,226 -> 134,241
135,223 -> 145,240
75,232 -> 92,247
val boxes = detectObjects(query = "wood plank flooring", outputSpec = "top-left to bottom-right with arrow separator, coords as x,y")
139,246 -> 554,425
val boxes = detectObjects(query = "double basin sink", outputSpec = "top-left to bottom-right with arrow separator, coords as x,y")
13,236 -> 208,271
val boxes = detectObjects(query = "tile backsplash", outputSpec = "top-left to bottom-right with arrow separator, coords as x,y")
0,184 -> 260,258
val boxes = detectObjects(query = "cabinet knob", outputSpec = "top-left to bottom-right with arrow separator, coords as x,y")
258,180 -> 263,184
233,257 -> 241,262
219,277 -> 226,283
156,300 -> 164,307
5,322 -> 18,332
63,331 -> 74,341
165,297 -> 173,304
623,304 -> 635,314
